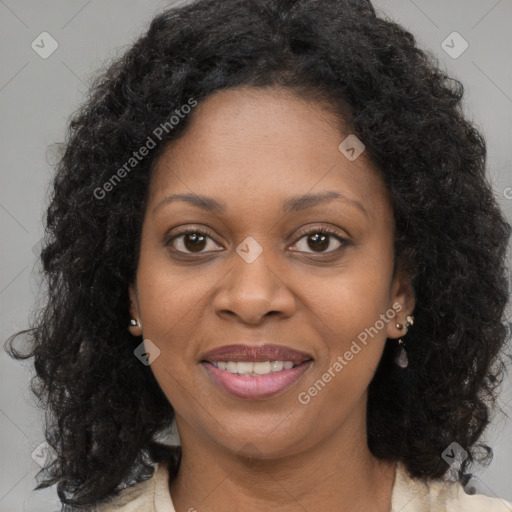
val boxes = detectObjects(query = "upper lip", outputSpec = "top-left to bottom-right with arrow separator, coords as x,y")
200,344 -> 313,363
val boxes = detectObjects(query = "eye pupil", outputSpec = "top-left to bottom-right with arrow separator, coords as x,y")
184,233 -> 207,252
308,233 -> 329,252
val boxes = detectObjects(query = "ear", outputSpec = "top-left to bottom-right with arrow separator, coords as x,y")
128,282 -> 142,337
386,269 -> 416,340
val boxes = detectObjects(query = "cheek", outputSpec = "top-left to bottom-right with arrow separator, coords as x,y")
135,236 -> 214,340
299,255 -> 394,398
133,257 -> 207,394
303,253 -> 393,344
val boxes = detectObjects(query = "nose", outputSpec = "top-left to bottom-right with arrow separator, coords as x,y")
212,249 -> 296,326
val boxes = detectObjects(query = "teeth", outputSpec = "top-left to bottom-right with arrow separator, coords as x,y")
270,361 -> 284,372
210,360 -> 300,376
237,362 -> 253,374
226,362 -> 238,373
253,361 -> 271,375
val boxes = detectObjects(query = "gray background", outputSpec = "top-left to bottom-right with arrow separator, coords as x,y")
1,1 -> 511,510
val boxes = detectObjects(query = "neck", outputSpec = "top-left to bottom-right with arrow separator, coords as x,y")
169,408 -> 397,512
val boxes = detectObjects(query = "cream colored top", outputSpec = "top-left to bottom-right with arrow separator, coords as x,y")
95,461 -> 512,511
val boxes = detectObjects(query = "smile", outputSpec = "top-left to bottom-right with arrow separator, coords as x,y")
201,359 -> 313,399
209,360 -> 300,376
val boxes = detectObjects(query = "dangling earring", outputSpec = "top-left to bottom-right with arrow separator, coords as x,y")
395,315 -> 414,368
396,339 -> 408,368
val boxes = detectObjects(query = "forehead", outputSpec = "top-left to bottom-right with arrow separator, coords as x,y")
147,86 -> 390,221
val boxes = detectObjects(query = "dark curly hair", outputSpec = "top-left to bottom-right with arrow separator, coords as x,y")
6,0 -> 511,508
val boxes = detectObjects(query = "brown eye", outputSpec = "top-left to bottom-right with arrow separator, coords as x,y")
290,228 -> 347,254
182,232 -> 207,252
167,229 -> 222,254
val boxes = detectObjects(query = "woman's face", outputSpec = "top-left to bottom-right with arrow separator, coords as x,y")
129,86 -> 414,458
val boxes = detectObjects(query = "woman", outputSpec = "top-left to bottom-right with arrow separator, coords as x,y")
7,0 -> 512,510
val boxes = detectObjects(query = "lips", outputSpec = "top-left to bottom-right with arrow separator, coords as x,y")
199,344 -> 314,399
200,344 -> 313,364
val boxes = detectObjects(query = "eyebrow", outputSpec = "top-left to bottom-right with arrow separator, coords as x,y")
152,191 -> 368,218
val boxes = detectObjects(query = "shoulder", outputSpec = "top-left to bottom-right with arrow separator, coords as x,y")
392,462 -> 512,512
425,479 -> 512,511
93,463 -> 164,512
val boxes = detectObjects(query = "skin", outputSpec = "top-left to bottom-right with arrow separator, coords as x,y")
128,86 -> 415,512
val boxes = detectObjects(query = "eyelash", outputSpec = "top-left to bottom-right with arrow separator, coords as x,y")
166,226 -> 349,257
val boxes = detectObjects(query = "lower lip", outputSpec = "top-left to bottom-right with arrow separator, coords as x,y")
201,360 -> 313,399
